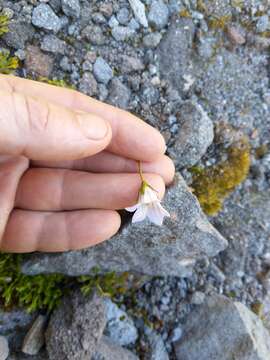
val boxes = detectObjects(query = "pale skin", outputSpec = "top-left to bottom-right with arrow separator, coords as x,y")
0,74 -> 175,253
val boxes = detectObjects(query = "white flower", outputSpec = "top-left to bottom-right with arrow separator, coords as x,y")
125,182 -> 170,226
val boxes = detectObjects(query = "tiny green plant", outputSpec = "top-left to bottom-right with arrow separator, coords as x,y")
0,51 -> 19,74
0,12 -> 9,36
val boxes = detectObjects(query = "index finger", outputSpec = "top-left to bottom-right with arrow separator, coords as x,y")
1,75 -> 166,161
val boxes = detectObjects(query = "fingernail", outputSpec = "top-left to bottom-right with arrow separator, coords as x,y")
77,113 -> 109,140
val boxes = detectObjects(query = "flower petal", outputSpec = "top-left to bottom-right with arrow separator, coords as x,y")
132,204 -> 147,223
157,202 -> 170,218
125,204 -> 139,212
141,186 -> 159,204
147,202 -> 169,226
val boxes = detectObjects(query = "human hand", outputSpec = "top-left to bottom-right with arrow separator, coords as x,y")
0,75 -> 175,252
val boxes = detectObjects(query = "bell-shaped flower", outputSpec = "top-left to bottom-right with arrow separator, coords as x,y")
126,181 -> 170,226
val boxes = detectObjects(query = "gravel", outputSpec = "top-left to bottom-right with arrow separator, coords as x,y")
93,57 -> 113,85
31,4 -> 61,33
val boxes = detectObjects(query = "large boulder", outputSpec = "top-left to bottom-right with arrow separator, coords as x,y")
175,295 -> 270,360
22,174 -> 227,278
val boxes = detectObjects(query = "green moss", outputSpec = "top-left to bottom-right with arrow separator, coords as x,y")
208,15 -> 232,30
78,268 -> 129,300
0,253 -> 65,313
37,77 -> 75,89
0,13 -> 9,36
191,137 -> 251,216
0,51 -> 19,74
0,254 -> 130,313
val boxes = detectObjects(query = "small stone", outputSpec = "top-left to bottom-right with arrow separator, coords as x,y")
143,32 -> 162,48
14,49 -> 26,60
170,327 -> 183,343
92,12 -> 106,24
128,0 -> 148,27
190,291 -> 205,305
99,3 -> 113,18
117,8 -> 130,25
120,55 -> 144,74
79,72 -> 98,96
141,85 -> 160,105
2,21 -> 34,49
145,327 -> 169,360
59,56 -> 71,72
25,45 -> 54,77
92,336 -> 138,360
256,15 -> 269,33
98,83 -> 109,101
148,0 -> 169,29
104,299 -> 138,346
168,101 -> 214,168
61,0 -> 80,18
1,7 -> 14,19
128,18 -> 140,30
0,336 -> 9,360
46,291 -> 106,360
111,26 -> 135,41
41,35 -> 66,54
32,4 -> 61,32
22,315 -> 47,355
227,26 -> 246,45
93,57 -> 113,84
108,78 -> 131,109
108,15 -> 119,28
81,25 -> 106,45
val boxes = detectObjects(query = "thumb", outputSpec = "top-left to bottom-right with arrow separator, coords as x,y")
0,89 -> 112,161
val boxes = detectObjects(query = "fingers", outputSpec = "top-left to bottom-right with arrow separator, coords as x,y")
32,152 -> 175,185
0,155 -> 29,240
1,209 -> 121,252
0,88 -> 111,161
15,169 -> 165,211
1,75 -> 166,161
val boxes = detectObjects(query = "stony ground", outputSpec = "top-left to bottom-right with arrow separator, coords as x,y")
0,0 -> 270,359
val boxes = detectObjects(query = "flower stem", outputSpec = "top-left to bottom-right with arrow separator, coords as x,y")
138,161 -> 144,182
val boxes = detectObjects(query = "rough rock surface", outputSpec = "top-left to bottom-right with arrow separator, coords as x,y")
45,292 -> 106,360
168,101 -> 214,168
92,336 -> 139,360
175,295 -> 270,360
104,298 -> 138,346
22,174 -> 227,277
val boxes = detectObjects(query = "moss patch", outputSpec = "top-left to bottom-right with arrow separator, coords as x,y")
0,253 -> 130,313
37,77 -> 75,89
0,51 -> 19,74
191,137 -> 251,216
0,13 -> 9,36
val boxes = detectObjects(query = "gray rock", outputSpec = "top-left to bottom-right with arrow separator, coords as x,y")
141,85 -> 160,105
143,32 -> 162,48
256,15 -> 269,33
25,45 -> 54,77
104,299 -> 138,346
79,72 -> 98,96
148,0 -> 169,29
108,15 -> 119,28
128,0 -> 148,27
22,315 -> 47,356
21,174 -> 227,277
168,101 -> 214,168
2,21 -> 34,49
46,291 -> 106,360
0,336 -> 9,360
111,26 -> 135,41
144,327 -> 169,360
40,35 -> 66,54
92,336 -> 138,360
81,25 -> 106,45
175,295 -> 270,360
119,55 -> 144,74
93,57 -> 113,84
157,18 -> 195,93
61,0 -> 80,18
32,4 -> 61,33
108,78 -> 131,109
190,291 -> 205,305
117,8 -> 130,25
